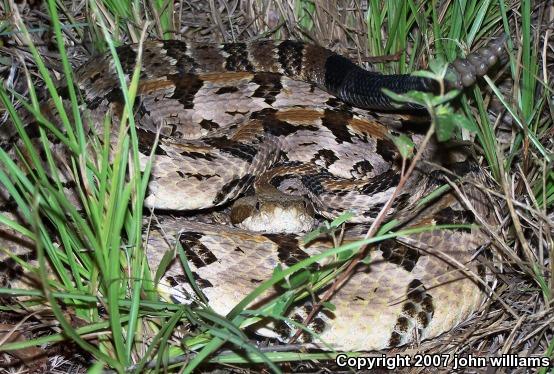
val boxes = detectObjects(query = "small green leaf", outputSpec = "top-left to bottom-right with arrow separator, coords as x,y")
430,89 -> 460,106
154,247 -> 176,286
390,133 -> 415,159
451,113 -> 478,132
261,290 -> 296,316
302,226 -> 327,244
322,301 -> 336,311
407,91 -> 433,104
436,114 -> 457,141
436,111 -> 478,141
381,88 -> 416,104
361,254 -> 372,265
309,272 -> 321,284
377,219 -> 401,235
272,264 -> 284,279
337,248 -> 355,261
329,211 -> 355,227
428,56 -> 448,74
303,211 -> 353,244
412,70 -> 438,80
444,68 -> 459,84
382,88 -> 434,107
86,362 -> 105,374
436,105 -> 453,116
286,269 -> 311,289
416,183 -> 451,208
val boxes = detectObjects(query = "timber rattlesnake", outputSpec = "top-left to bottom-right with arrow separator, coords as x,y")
0,35 -> 504,351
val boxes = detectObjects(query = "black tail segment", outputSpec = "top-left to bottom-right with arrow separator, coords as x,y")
322,34 -> 507,111
323,55 -> 434,110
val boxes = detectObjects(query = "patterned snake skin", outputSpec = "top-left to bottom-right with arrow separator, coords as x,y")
0,35 -> 505,351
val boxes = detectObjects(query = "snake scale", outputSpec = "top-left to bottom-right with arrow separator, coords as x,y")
0,36 -> 505,351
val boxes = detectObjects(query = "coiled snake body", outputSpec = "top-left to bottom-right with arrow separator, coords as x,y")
1,37 -> 504,351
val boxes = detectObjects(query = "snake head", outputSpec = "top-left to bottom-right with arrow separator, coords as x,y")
230,193 -> 316,234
